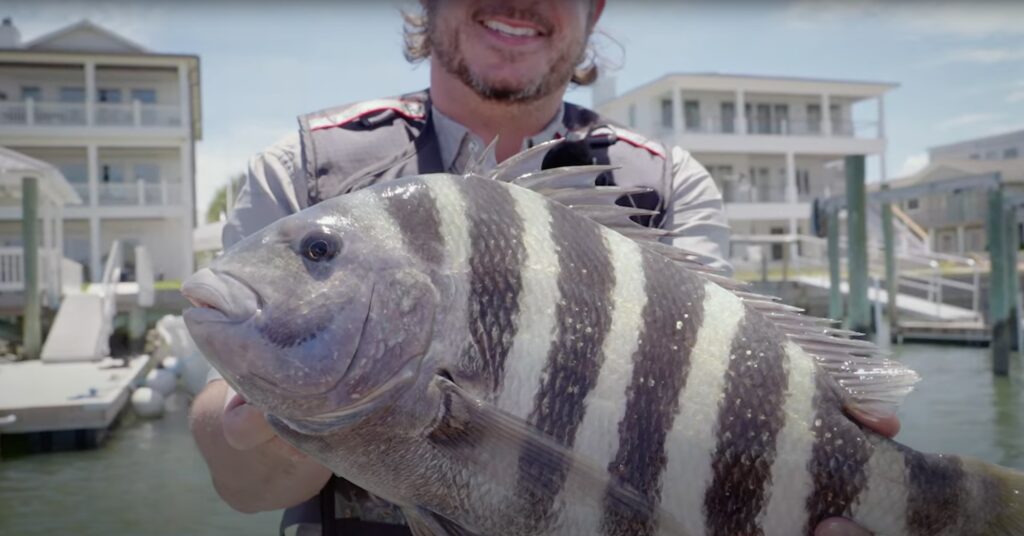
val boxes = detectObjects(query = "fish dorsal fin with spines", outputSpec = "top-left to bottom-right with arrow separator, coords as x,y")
481,140 -> 920,419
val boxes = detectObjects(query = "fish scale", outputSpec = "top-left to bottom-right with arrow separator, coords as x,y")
183,142 -> 1024,536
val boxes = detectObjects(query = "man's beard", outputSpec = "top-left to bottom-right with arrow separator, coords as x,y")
428,6 -> 588,104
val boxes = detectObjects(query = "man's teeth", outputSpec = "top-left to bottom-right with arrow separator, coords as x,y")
483,19 -> 540,38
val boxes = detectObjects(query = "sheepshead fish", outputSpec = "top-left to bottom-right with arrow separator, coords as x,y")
183,141 -> 1024,536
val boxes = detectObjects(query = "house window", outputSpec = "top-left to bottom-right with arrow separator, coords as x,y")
98,88 -> 122,103
58,163 -> 87,184
796,169 -> 811,195
660,98 -> 672,128
807,104 -> 822,134
684,100 -> 701,131
21,86 -> 41,101
721,102 -> 735,133
773,104 -> 789,134
829,104 -> 843,135
756,104 -> 771,134
628,104 -> 636,128
906,198 -> 919,211
59,87 -> 85,102
131,89 -> 156,104
1006,147 -> 1020,159
133,163 -> 160,184
970,153 -> 981,160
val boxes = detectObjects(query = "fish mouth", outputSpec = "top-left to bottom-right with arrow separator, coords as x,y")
182,268 -> 260,324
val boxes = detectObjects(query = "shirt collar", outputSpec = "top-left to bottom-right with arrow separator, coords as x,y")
432,104 -> 568,173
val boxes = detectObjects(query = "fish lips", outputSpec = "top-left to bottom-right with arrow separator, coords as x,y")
181,268 -> 260,324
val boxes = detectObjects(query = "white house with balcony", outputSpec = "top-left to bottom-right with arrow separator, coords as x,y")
594,73 -> 896,266
0,18 -> 200,282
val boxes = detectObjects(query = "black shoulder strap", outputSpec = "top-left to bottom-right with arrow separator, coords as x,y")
559,102 -> 672,228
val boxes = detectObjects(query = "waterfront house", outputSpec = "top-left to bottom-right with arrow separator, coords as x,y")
862,129 -> 1024,256
0,18 -> 201,283
593,73 -> 896,267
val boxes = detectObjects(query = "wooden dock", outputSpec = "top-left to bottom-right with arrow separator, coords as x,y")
894,320 -> 991,345
0,356 -> 151,443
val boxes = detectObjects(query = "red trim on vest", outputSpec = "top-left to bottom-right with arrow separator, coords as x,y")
308,99 -> 427,132
608,126 -> 666,159
585,126 -> 666,159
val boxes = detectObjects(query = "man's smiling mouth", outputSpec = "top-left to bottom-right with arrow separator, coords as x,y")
480,18 -> 544,38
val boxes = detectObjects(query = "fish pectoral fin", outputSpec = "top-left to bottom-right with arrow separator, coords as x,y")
402,506 -> 478,536
430,376 -> 688,535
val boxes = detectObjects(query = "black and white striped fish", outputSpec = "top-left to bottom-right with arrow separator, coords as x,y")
183,140 -> 1024,536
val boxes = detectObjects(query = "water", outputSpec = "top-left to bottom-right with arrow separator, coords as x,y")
0,393 -> 278,535
0,344 -> 1021,535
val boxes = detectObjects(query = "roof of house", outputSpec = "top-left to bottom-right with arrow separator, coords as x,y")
600,72 -> 899,108
882,159 -> 1024,191
21,19 -> 148,53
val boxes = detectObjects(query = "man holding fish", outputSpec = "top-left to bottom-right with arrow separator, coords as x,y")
190,1 -> 899,534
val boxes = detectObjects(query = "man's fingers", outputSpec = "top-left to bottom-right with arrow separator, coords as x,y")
815,517 -> 874,536
845,405 -> 901,438
222,401 -> 276,451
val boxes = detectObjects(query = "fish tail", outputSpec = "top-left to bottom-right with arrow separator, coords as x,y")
963,457 -> 1024,535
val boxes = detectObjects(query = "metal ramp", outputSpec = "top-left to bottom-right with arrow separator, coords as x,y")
794,275 -> 980,321
39,241 -> 154,363
39,293 -> 109,362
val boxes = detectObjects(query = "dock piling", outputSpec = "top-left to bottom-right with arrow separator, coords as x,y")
845,155 -> 871,335
988,187 -> 1011,376
22,177 -> 40,360
827,205 -> 843,321
881,185 -> 898,336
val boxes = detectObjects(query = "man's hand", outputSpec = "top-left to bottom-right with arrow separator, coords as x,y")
190,380 -> 331,513
813,409 -> 901,536
221,385 -> 305,460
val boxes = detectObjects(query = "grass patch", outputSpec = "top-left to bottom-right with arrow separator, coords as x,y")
154,280 -> 181,291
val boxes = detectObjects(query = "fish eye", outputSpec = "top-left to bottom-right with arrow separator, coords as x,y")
300,232 -> 340,263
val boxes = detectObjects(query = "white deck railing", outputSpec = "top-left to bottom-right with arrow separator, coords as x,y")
0,99 -> 182,128
97,182 -> 182,206
0,247 -> 82,304
68,182 -> 183,207
730,234 -> 983,321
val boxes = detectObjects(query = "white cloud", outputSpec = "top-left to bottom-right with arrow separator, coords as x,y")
899,152 -> 928,177
898,4 -> 1024,37
933,47 -> 1024,66
1009,82 -> 1024,103
785,1 -> 1024,36
937,113 -> 997,131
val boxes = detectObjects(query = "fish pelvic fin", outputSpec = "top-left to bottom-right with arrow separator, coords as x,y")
965,457 -> 1024,535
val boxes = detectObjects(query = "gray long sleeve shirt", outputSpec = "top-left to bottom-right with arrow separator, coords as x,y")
222,105 -> 732,273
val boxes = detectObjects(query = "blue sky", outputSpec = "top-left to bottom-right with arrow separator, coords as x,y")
5,1 -> 1024,219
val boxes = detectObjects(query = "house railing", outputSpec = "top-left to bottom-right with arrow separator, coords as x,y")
0,247 -> 82,306
661,115 -> 880,139
0,99 -> 181,128
731,234 -> 983,321
67,181 -> 182,207
97,182 -> 182,206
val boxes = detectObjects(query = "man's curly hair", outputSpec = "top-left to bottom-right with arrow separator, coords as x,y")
402,5 -> 600,86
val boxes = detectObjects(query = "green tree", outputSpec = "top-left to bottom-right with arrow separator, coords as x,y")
205,173 -> 245,224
